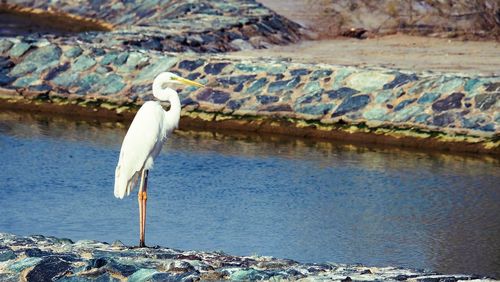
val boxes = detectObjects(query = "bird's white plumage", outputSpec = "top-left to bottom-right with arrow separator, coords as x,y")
114,102 -> 172,199
114,72 -> 183,199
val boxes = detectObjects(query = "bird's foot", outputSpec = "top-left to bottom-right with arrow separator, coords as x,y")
132,244 -> 148,249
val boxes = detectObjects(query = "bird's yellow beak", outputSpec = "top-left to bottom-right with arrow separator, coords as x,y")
172,76 -> 204,88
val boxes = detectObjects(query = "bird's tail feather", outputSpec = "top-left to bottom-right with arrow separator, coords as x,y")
114,165 -> 140,199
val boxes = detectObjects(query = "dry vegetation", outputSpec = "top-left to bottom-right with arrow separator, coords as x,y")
260,0 -> 500,40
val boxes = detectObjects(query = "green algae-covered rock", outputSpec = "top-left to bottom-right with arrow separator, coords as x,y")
9,42 -> 31,58
73,55 -> 96,72
0,39 -> 13,53
64,46 -> 83,58
25,45 -> 62,68
135,56 -> 178,82
0,249 -> 16,262
347,71 -> 394,92
101,74 -> 126,94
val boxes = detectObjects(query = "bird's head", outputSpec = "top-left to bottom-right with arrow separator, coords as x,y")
152,72 -> 204,101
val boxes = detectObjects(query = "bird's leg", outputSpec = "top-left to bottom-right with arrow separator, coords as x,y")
138,170 -> 148,248
142,170 -> 149,247
138,169 -> 149,247
138,174 -> 144,247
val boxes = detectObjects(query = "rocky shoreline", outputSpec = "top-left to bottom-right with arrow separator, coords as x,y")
0,233 -> 496,281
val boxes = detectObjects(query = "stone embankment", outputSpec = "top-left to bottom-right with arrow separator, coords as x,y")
0,233 -> 495,281
0,0 -> 498,155
0,35 -> 498,154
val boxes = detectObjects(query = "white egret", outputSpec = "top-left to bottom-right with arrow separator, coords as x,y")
114,72 -> 203,247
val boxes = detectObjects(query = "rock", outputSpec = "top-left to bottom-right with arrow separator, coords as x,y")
432,92 -> 464,112
204,62 -> 229,75
23,45 -> 62,70
52,72 -> 79,88
332,94 -> 371,117
64,46 -> 83,58
230,39 -> 254,51
297,91 -> 322,105
266,65 -> 287,75
26,256 -> 71,282
135,56 -> 178,82
246,77 -> 268,93
303,81 -> 322,95
9,42 -> 32,58
417,92 -> 441,104
0,39 -> 13,53
92,48 -> 106,56
326,87 -> 359,99
383,73 -> 418,89
44,62 -> 70,80
178,59 -> 205,71
267,76 -> 300,92
257,95 -> 279,105
12,75 -> 38,87
25,248 -> 50,257
226,98 -> 249,110
310,69 -> 333,80
296,104 -> 333,115
197,88 -> 230,104
8,257 -> 42,272
414,113 -> 431,123
395,274 -> 409,280
261,104 -> 293,112
474,93 -> 497,111
461,114 -> 487,129
234,83 -> 244,92
100,53 -> 118,65
139,37 -> 163,51
124,52 -> 149,70
128,268 -> 158,282
167,260 -> 196,273
394,105 -> 424,122
101,74 -> 126,94
480,123 -> 495,131
9,62 -> 37,77
0,56 -> 14,70
0,248 -> 16,261
485,82 -> 500,92
347,72 -> 394,92
464,78 -> 481,92
73,55 -> 97,72
77,73 -> 103,93
0,74 -> 16,86
362,106 -> 388,120
217,75 -> 256,85
230,269 -> 269,281
290,68 -> 310,76
114,53 -> 129,66
435,78 -> 464,94
235,63 -> 267,73
394,98 -> 417,111
432,112 -> 455,126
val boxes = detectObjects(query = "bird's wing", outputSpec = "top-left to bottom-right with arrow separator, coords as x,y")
114,102 -> 165,199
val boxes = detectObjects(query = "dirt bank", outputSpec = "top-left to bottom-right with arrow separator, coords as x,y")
232,34 -> 500,76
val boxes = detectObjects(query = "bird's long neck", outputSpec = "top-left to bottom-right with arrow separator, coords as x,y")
164,92 -> 181,130
152,78 -> 182,131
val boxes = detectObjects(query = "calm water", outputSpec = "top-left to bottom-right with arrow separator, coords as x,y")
0,111 -> 499,277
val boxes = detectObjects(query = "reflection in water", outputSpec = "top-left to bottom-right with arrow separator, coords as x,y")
0,111 -> 499,277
